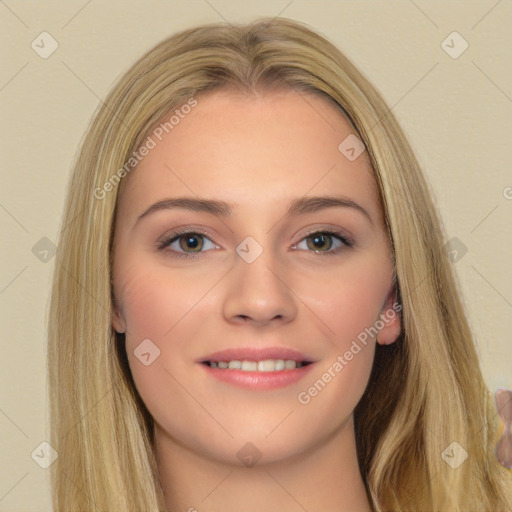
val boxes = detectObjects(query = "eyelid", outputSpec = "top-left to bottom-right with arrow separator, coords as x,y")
157,225 -> 218,245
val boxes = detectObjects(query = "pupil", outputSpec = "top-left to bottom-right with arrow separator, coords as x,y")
182,234 -> 201,251
311,234 -> 330,251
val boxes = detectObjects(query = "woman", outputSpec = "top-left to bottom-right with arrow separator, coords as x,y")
48,17 -> 512,511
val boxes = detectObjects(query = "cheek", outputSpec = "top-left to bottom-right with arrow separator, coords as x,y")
113,256 -> 207,342
294,281 -> 381,428
302,253 -> 393,348
114,262 -> 218,447
295,253 -> 391,402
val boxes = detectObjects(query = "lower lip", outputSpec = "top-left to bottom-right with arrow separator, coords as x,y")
199,363 -> 314,390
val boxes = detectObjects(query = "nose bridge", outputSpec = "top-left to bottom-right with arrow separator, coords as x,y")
222,234 -> 297,324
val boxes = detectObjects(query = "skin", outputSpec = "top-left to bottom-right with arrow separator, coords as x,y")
112,88 -> 401,512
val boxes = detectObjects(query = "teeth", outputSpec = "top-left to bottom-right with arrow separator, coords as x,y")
208,359 -> 306,371
241,361 -> 258,371
257,360 -> 275,372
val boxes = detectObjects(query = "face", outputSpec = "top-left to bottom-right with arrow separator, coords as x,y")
111,88 -> 400,466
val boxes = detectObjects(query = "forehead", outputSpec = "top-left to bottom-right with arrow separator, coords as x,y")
117,88 -> 381,225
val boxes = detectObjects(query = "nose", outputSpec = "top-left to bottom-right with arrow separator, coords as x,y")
221,244 -> 298,327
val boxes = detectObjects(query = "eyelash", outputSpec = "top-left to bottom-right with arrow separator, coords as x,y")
157,227 -> 353,260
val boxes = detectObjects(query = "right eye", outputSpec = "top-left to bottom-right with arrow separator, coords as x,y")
158,230 -> 219,258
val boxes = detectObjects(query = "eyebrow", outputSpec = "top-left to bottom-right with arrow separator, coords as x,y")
136,195 -> 372,224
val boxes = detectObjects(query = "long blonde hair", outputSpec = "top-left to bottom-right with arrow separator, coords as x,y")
48,17 -> 512,511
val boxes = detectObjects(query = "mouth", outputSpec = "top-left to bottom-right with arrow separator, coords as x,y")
201,359 -> 313,371
197,347 -> 315,390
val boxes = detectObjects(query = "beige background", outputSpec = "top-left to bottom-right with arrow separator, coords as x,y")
1,1 -> 511,510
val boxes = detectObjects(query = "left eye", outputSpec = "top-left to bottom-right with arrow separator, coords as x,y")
294,231 -> 350,254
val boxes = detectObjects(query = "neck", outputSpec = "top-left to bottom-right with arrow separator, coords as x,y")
155,416 -> 372,512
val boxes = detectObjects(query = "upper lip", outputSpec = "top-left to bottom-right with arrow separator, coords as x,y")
197,347 -> 314,364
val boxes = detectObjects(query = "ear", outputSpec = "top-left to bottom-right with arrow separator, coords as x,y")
111,297 -> 126,334
376,286 -> 402,346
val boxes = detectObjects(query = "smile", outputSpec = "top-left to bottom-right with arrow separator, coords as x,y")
198,348 -> 316,390
202,359 -> 312,371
